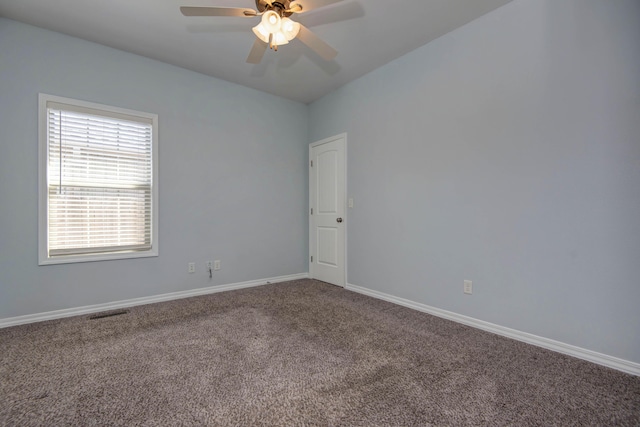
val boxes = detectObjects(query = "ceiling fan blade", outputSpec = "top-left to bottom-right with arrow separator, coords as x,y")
289,0 -> 343,13
180,7 -> 256,17
296,24 -> 337,61
246,38 -> 268,64
285,4 -> 303,13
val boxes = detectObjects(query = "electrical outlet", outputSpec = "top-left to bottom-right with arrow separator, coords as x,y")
348,198 -> 354,208
464,280 -> 473,295
188,262 -> 195,274
214,260 -> 221,271
206,261 -> 213,269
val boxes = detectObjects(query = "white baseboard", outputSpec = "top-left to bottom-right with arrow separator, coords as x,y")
0,273 -> 309,329
346,282 -> 640,377
4,275 -> 637,376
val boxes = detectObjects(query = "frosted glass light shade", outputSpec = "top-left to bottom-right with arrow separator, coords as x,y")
252,23 -> 270,43
273,31 -> 289,46
261,10 -> 281,33
281,17 -> 300,41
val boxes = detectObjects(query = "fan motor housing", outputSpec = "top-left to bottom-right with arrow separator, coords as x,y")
256,0 -> 295,17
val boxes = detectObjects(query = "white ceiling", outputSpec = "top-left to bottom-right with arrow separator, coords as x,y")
0,0 -> 513,104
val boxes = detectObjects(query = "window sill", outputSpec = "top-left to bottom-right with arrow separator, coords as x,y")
38,248 -> 158,266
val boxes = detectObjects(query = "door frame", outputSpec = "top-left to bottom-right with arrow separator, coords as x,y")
309,133 -> 348,287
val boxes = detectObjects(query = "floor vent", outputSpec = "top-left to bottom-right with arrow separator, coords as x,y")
89,309 -> 130,320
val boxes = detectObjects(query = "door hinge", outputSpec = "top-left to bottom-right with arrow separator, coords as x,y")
310,208 -> 313,215
310,256 -> 313,263
310,160 -> 313,167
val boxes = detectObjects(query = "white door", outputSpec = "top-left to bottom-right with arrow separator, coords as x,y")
309,134 -> 346,287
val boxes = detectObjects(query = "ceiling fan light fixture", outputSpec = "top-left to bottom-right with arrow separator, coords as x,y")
261,10 -> 282,33
273,31 -> 289,46
178,0 -> 340,64
252,23 -> 270,43
281,17 -> 300,41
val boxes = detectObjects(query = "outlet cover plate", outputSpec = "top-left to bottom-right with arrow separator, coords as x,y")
464,280 -> 472,295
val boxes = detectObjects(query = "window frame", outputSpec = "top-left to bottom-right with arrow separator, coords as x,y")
38,93 -> 159,265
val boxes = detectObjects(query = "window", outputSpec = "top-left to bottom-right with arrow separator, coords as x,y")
38,94 -> 158,265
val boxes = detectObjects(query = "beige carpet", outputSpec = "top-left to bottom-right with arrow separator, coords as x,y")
1,279 -> 638,426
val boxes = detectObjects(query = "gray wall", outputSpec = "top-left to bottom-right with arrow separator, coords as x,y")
309,0 -> 640,363
0,18 -> 309,318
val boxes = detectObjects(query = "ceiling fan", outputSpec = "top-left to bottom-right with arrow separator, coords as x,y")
181,0 -> 342,64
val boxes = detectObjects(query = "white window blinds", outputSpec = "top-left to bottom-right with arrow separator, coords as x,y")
45,100 -> 154,258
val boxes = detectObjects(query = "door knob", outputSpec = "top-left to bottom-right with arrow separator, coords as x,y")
337,218 -> 343,223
